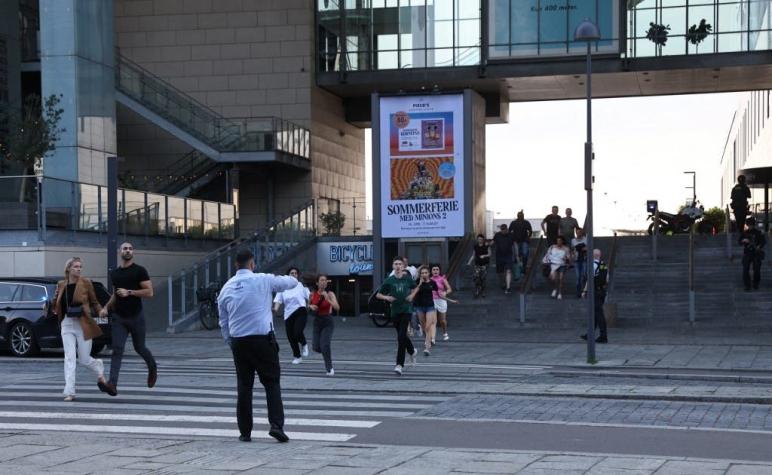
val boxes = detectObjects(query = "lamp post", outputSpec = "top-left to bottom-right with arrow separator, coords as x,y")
684,171 -> 696,205
575,19 -> 601,363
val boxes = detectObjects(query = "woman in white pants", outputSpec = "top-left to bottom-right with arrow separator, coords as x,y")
54,258 -> 107,401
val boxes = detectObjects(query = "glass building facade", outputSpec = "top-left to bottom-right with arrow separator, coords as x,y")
316,0 -> 772,71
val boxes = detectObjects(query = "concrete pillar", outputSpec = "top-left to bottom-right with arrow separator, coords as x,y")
39,0 -> 116,186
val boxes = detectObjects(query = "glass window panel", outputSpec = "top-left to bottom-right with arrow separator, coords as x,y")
489,0 -> 510,47
401,49 -> 426,68
123,190 -> 146,236
0,283 -> 19,302
489,44 -> 510,58
147,193 -> 164,236
717,31 -> 744,51
221,206 -> 235,240
456,0 -> 479,20
455,18 -> 479,47
78,183 -> 100,232
20,285 -> 47,302
203,202 -> 219,239
187,200 -> 203,238
718,3 -> 743,32
429,0 -> 453,21
510,0 -> 539,45
167,196 -> 185,237
661,6 -> 686,36
376,50 -> 399,69
455,46 -> 480,65
427,47 -> 453,67
433,19 -> 454,47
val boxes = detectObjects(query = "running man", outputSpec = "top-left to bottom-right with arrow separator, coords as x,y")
376,257 -> 419,375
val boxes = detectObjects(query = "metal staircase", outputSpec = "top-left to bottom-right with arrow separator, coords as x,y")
165,199 -> 318,332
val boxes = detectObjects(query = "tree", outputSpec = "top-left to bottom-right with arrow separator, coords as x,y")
645,22 -> 671,55
320,211 -> 346,236
686,19 -> 712,53
0,94 -> 65,175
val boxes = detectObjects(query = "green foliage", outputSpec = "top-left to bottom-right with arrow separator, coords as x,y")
0,94 -> 65,173
701,207 -> 726,233
320,211 -> 346,236
645,22 -> 671,47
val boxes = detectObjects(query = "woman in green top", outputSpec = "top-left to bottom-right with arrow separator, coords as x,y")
376,256 -> 419,375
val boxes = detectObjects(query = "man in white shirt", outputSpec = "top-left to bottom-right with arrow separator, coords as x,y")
217,248 -> 297,443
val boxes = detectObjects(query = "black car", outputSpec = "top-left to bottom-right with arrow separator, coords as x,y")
0,277 -> 112,357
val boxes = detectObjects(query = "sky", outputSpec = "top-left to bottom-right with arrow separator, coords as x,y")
365,92 -> 743,235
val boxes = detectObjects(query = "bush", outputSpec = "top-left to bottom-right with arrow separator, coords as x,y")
701,207 -> 726,234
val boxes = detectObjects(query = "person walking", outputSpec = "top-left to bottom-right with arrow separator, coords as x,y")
509,211 -> 533,269
217,248 -> 297,443
98,242 -> 156,397
492,224 -> 516,294
571,228 -> 588,298
739,217 -> 766,291
581,249 -> 609,343
468,234 -> 491,298
273,267 -> 310,365
430,264 -> 452,342
54,257 -> 107,402
543,236 -> 570,299
390,256 -> 421,337
731,175 -> 752,230
560,208 -> 580,241
408,266 -> 439,356
376,257 -> 419,375
310,274 -> 339,376
541,206 -> 562,246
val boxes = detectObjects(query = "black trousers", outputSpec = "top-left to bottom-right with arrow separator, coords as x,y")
732,206 -> 748,229
743,254 -> 762,289
312,315 -> 334,371
109,310 -> 156,386
231,334 -> 284,436
594,293 -> 608,339
284,308 -> 308,358
393,313 -> 415,366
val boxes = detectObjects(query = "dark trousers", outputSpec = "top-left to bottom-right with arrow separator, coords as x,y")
109,311 -> 156,386
284,308 -> 308,358
231,334 -> 284,436
733,206 -> 748,229
743,254 -> 762,289
393,313 -> 415,366
312,316 -> 334,371
594,293 -> 608,339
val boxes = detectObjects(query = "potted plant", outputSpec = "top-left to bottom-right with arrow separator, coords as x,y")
686,19 -> 712,53
645,22 -> 671,55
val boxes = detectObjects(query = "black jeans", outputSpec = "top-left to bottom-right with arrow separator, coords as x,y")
312,315 -> 334,371
393,312 -> 415,366
594,292 -> 608,339
109,310 -> 156,386
733,206 -> 748,229
232,334 -> 284,437
743,254 -> 762,289
284,308 -> 308,358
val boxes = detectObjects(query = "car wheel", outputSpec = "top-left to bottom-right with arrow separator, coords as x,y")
90,342 -> 105,357
9,321 -> 40,357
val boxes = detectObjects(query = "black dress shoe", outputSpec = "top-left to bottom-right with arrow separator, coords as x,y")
580,334 -> 588,341
238,435 -> 251,442
596,336 -> 608,344
269,428 -> 289,443
98,380 -> 118,397
148,367 -> 158,388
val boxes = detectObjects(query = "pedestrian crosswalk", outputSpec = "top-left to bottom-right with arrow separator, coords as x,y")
0,376 -> 446,442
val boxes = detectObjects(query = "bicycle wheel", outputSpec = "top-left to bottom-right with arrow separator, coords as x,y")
370,312 -> 391,328
199,301 -> 220,330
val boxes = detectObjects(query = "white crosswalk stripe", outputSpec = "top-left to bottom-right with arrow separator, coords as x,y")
0,377 -> 444,442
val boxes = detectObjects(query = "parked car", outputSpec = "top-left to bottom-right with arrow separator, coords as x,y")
0,277 -> 112,357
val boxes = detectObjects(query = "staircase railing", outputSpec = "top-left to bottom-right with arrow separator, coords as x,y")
166,199 -> 317,327
518,237 -> 545,324
446,233 -> 474,290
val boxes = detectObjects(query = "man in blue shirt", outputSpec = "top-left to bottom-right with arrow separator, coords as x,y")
217,248 -> 298,443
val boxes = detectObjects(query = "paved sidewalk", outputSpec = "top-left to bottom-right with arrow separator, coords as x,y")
1,430 -> 771,474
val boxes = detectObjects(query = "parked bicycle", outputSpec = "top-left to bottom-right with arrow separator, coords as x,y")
196,281 -> 223,330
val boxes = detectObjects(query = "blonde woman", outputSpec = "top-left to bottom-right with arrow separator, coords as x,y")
54,258 -> 107,401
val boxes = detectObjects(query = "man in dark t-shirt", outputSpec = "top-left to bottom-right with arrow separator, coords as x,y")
509,211 -> 533,266
541,206 -> 562,246
98,242 -> 157,396
493,225 -> 516,294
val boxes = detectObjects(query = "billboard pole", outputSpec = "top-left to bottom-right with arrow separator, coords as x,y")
107,156 -> 118,292
371,93 -> 384,288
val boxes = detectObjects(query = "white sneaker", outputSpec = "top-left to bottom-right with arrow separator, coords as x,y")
291,357 -> 302,365
551,290 -> 557,298
417,328 -> 423,337
409,349 -> 418,366
557,293 -> 563,300
326,368 -> 335,376
443,333 -> 449,341
394,365 -> 403,375
302,345 -> 309,357
423,349 -> 430,357
431,339 -> 435,346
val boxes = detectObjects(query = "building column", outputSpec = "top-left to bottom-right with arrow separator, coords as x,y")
39,0 -> 116,186
765,181 -> 769,233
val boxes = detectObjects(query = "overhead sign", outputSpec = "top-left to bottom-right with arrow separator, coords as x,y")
379,94 -> 464,238
317,241 -> 374,276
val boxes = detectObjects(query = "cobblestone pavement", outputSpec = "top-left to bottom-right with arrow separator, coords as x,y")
416,395 -> 772,432
2,431 -> 772,474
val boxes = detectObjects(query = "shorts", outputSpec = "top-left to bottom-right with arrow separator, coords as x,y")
553,265 -> 567,274
413,306 -> 435,314
495,256 -> 513,273
433,299 -> 448,313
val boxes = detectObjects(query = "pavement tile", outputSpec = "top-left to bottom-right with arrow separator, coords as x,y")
654,460 -> 730,474
454,460 -> 531,473
0,444 -> 63,462
181,453 -> 265,470
526,455 -> 603,471
593,456 -> 668,470
240,469 -> 310,475
108,447 -> 173,458
150,450 -> 208,464
53,455 -> 145,472
310,466 -> 382,475
24,445 -> 119,467
726,464 -> 772,474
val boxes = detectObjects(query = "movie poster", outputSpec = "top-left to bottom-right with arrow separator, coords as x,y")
379,95 -> 464,238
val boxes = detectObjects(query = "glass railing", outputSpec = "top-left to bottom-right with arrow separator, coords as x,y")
115,53 -> 311,159
167,199 -> 317,327
0,175 -> 236,242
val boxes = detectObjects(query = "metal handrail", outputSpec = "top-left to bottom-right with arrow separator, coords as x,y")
688,223 -> 696,323
446,233 -> 474,288
518,237 -> 545,324
605,233 -> 619,301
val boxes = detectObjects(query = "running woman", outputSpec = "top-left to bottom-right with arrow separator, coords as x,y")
273,267 -> 310,365
376,257 -> 419,375
407,266 -> 439,356
309,274 -> 339,376
430,264 -> 452,342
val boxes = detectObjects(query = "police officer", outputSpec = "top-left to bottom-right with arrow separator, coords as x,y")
581,249 -> 608,343
739,217 -> 766,291
217,248 -> 298,443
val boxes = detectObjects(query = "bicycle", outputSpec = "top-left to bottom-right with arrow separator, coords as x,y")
196,282 -> 222,330
367,291 -> 391,328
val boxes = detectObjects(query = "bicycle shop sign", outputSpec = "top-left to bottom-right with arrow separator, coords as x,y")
317,241 -> 374,275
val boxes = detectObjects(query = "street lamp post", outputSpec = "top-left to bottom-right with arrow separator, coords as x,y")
684,171 -> 696,205
575,19 -> 601,364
